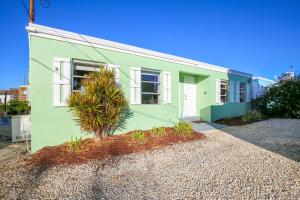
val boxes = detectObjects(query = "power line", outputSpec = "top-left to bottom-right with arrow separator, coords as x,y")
20,0 -> 51,22
20,0 -> 30,17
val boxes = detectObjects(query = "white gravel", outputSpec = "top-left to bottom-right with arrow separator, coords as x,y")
1,121 -> 300,199
223,118 -> 300,162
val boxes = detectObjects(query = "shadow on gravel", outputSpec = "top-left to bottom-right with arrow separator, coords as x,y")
220,119 -> 300,162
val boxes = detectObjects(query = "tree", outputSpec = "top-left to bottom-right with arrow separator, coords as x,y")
68,67 -> 130,139
6,100 -> 31,115
252,72 -> 300,118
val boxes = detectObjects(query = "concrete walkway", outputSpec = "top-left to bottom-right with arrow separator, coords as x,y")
191,121 -> 227,133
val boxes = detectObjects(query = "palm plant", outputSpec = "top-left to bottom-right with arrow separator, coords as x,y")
68,66 -> 130,139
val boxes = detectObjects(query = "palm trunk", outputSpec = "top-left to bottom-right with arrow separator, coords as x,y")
95,128 -> 107,140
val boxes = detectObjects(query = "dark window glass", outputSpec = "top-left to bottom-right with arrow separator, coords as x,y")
141,74 -> 159,82
240,83 -> 246,102
142,94 -> 159,104
141,82 -> 159,93
72,61 -> 103,92
73,69 -> 93,77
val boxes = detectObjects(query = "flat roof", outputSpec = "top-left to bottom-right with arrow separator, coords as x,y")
26,23 -> 253,78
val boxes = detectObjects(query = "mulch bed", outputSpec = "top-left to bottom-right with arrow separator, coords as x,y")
215,116 -> 248,126
29,128 -> 204,167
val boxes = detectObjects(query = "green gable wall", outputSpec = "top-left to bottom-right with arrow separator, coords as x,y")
29,35 -> 251,152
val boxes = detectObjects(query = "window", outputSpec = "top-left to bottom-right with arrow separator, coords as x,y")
141,70 -> 160,104
240,82 -> 246,102
72,60 -> 104,92
220,80 -> 228,103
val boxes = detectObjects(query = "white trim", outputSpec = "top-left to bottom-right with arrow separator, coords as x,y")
27,23 -> 253,78
215,79 -> 221,104
162,71 -> 172,104
236,82 -> 240,103
130,67 -> 141,104
53,58 -> 71,107
178,82 -> 181,118
53,57 -> 70,63
229,81 -> 234,103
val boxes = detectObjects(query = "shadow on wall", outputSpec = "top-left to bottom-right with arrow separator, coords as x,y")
109,106 -> 134,135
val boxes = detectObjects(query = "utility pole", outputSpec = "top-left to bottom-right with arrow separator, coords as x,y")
29,0 -> 34,23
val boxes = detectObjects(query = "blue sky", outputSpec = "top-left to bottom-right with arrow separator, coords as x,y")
0,0 -> 299,89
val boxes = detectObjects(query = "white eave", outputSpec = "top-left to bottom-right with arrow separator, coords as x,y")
26,23 -> 252,78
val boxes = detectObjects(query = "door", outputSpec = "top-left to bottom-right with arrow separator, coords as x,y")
183,83 -> 197,117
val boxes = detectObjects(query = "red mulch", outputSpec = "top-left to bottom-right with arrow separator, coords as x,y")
29,128 -> 205,167
215,116 -> 247,126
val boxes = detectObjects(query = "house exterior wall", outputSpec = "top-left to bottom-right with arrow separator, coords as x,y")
252,77 -> 274,99
29,34 -> 251,152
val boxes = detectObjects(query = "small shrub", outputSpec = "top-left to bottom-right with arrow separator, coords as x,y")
242,110 -> 264,123
68,67 -> 130,139
6,100 -> 30,115
68,136 -> 83,152
173,122 -> 193,136
150,127 -> 166,137
131,130 -> 146,142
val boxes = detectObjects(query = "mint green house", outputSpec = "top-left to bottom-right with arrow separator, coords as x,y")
27,24 -> 252,152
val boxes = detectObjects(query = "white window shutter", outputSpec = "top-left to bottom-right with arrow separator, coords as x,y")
216,79 -> 221,104
130,67 -> 141,104
53,58 -> 71,107
107,64 -> 120,84
236,82 -> 240,103
246,83 -> 251,102
229,81 -> 234,103
163,72 -> 172,104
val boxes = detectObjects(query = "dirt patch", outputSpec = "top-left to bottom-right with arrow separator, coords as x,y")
29,128 -> 204,167
215,116 -> 248,126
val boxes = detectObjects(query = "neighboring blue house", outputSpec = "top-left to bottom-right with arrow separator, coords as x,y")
252,76 -> 274,99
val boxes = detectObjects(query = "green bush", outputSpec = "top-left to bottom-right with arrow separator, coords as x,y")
68,136 -> 83,152
242,110 -> 264,123
131,130 -> 146,142
252,73 -> 300,118
150,127 -> 166,137
6,100 -> 30,115
173,122 -> 193,136
68,67 -> 131,139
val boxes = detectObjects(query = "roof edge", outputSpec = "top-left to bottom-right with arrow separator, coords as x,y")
26,23 -> 252,78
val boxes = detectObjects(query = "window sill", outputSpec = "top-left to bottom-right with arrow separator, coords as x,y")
130,103 -> 170,106
53,104 -> 68,107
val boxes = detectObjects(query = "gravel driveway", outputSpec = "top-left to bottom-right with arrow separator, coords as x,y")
223,118 -> 300,162
1,125 -> 300,199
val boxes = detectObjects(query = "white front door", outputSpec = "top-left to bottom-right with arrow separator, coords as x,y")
183,83 -> 197,117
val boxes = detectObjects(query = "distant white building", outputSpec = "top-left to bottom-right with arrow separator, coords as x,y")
0,94 -> 10,104
281,66 -> 296,80
252,76 -> 275,99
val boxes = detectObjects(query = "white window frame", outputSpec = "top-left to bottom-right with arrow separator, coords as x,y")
53,57 -> 71,107
72,60 -> 119,93
141,69 -> 160,104
220,80 -> 229,103
163,72 -> 172,104
239,82 -> 246,103
130,67 -> 141,104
